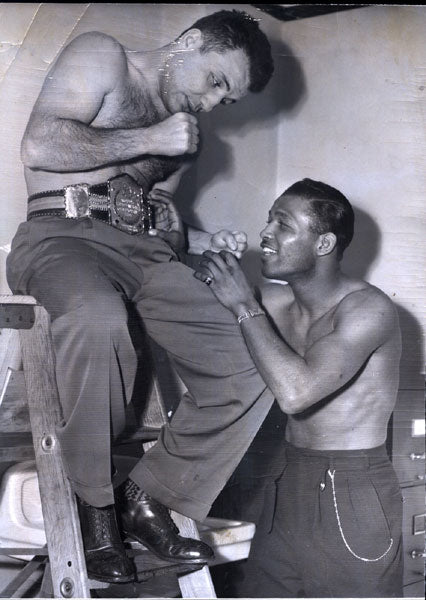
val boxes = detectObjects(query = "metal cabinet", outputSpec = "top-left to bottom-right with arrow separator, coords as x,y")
391,389 -> 425,598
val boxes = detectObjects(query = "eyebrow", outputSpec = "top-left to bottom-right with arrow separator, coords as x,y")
273,209 -> 292,220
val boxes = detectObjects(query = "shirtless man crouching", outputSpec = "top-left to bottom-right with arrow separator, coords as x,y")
197,178 -> 403,598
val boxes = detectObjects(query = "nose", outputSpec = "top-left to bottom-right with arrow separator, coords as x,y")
201,91 -> 224,113
260,224 -> 273,240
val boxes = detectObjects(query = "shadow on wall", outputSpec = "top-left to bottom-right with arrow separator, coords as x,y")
394,303 -> 424,389
176,37 -> 307,224
341,205 -> 381,280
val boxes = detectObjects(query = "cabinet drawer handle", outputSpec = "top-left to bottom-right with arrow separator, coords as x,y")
409,452 -> 425,460
410,550 -> 426,559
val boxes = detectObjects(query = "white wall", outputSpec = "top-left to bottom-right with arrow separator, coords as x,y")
0,4 -> 424,390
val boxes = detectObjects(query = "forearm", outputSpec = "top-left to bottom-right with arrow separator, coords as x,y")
187,227 -> 213,255
235,302 -> 315,414
22,118 -> 152,172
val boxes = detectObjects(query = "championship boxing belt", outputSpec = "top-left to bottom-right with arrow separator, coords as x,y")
27,173 -> 153,235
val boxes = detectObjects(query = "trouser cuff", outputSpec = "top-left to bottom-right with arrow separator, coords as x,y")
70,478 -> 115,508
129,464 -> 211,522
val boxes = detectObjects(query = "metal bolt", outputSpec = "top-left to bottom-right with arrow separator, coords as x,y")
41,434 -> 55,452
59,577 -> 74,598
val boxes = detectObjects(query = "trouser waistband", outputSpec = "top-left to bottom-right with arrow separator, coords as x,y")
283,441 -> 389,468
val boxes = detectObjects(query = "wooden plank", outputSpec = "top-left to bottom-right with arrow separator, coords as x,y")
172,512 -> 217,599
0,555 -> 46,598
0,370 -> 30,432
19,305 -> 91,598
0,329 -> 22,406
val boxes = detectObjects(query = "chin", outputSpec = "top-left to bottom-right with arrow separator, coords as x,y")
261,265 -> 279,280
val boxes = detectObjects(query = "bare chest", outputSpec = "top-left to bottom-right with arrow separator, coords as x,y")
271,307 -> 336,356
93,76 -> 182,187
94,73 -> 163,129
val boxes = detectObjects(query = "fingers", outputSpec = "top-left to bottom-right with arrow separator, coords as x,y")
222,232 -> 237,251
173,112 -> 199,155
210,229 -> 248,257
193,270 -> 214,285
151,113 -> 199,156
198,257 -> 221,281
201,250 -> 239,275
232,230 -> 248,244
148,187 -> 174,203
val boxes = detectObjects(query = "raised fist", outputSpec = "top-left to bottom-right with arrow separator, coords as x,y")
210,230 -> 248,259
147,112 -> 199,156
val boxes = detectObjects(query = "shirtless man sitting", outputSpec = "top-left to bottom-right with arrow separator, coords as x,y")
197,178 -> 403,598
7,10 -> 275,583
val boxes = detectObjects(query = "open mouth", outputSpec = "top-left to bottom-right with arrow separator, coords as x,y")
261,245 -> 277,256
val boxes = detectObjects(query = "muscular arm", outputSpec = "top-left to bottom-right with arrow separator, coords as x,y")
239,291 -> 397,413
196,252 -> 399,414
21,32 -> 198,172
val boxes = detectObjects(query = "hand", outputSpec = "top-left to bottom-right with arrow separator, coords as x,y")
148,187 -> 185,252
210,230 -> 248,259
194,250 -> 257,315
147,113 -> 199,156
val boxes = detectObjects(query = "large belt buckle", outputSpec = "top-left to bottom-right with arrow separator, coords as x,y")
64,183 -> 91,218
108,174 -> 151,235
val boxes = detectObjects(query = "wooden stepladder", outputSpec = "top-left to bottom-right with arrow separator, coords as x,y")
0,295 -> 217,598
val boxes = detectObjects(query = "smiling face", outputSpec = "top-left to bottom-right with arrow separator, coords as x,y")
260,194 -> 322,281
160,29 -> 250,114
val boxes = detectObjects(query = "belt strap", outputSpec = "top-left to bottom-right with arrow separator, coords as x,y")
28,182 -> 109,203
27,194 -> 110,221
27,175 -> 153,235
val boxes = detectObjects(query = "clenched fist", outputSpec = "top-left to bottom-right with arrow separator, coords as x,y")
210,230 -> 248,259
147,113 -> 199,156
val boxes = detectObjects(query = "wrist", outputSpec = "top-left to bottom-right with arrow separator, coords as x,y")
232,300 -> 262,319
236,306 -> 266,325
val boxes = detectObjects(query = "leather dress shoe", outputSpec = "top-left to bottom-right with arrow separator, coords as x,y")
77,498 -> 136,583
117,481 -> 214,565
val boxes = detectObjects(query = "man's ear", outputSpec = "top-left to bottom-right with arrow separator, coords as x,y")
317,232 -> 337,256
178,28 -> 203,50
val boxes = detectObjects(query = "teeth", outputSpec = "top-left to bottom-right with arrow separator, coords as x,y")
262,247 -> 276,255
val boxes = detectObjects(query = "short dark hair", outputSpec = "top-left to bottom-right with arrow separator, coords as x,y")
283,178 -> 355,259
180,10 -> 274,93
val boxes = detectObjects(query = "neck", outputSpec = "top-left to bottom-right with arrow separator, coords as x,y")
286,262 -> 344,317
125,42 -> 176,109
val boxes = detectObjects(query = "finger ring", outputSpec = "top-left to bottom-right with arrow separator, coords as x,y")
204,276 -> 213,286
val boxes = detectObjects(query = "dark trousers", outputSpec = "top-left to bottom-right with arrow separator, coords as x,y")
7,217 -> 274,520
238,442 -> 403,598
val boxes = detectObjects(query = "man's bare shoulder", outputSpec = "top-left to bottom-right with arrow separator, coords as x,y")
259,282 -> 293,312
335,282 -> 399,336
45,31 -> 128,96
55,32 -> 127,74
65,31 -> 125,55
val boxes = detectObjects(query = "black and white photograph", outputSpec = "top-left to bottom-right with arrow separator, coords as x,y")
0,3 -> 424,599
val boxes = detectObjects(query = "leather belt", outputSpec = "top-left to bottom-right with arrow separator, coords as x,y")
27,174 -> 153,235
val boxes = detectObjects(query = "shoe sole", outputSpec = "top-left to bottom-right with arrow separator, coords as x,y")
123,530 -> 212,565
87,571 -> 136,584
